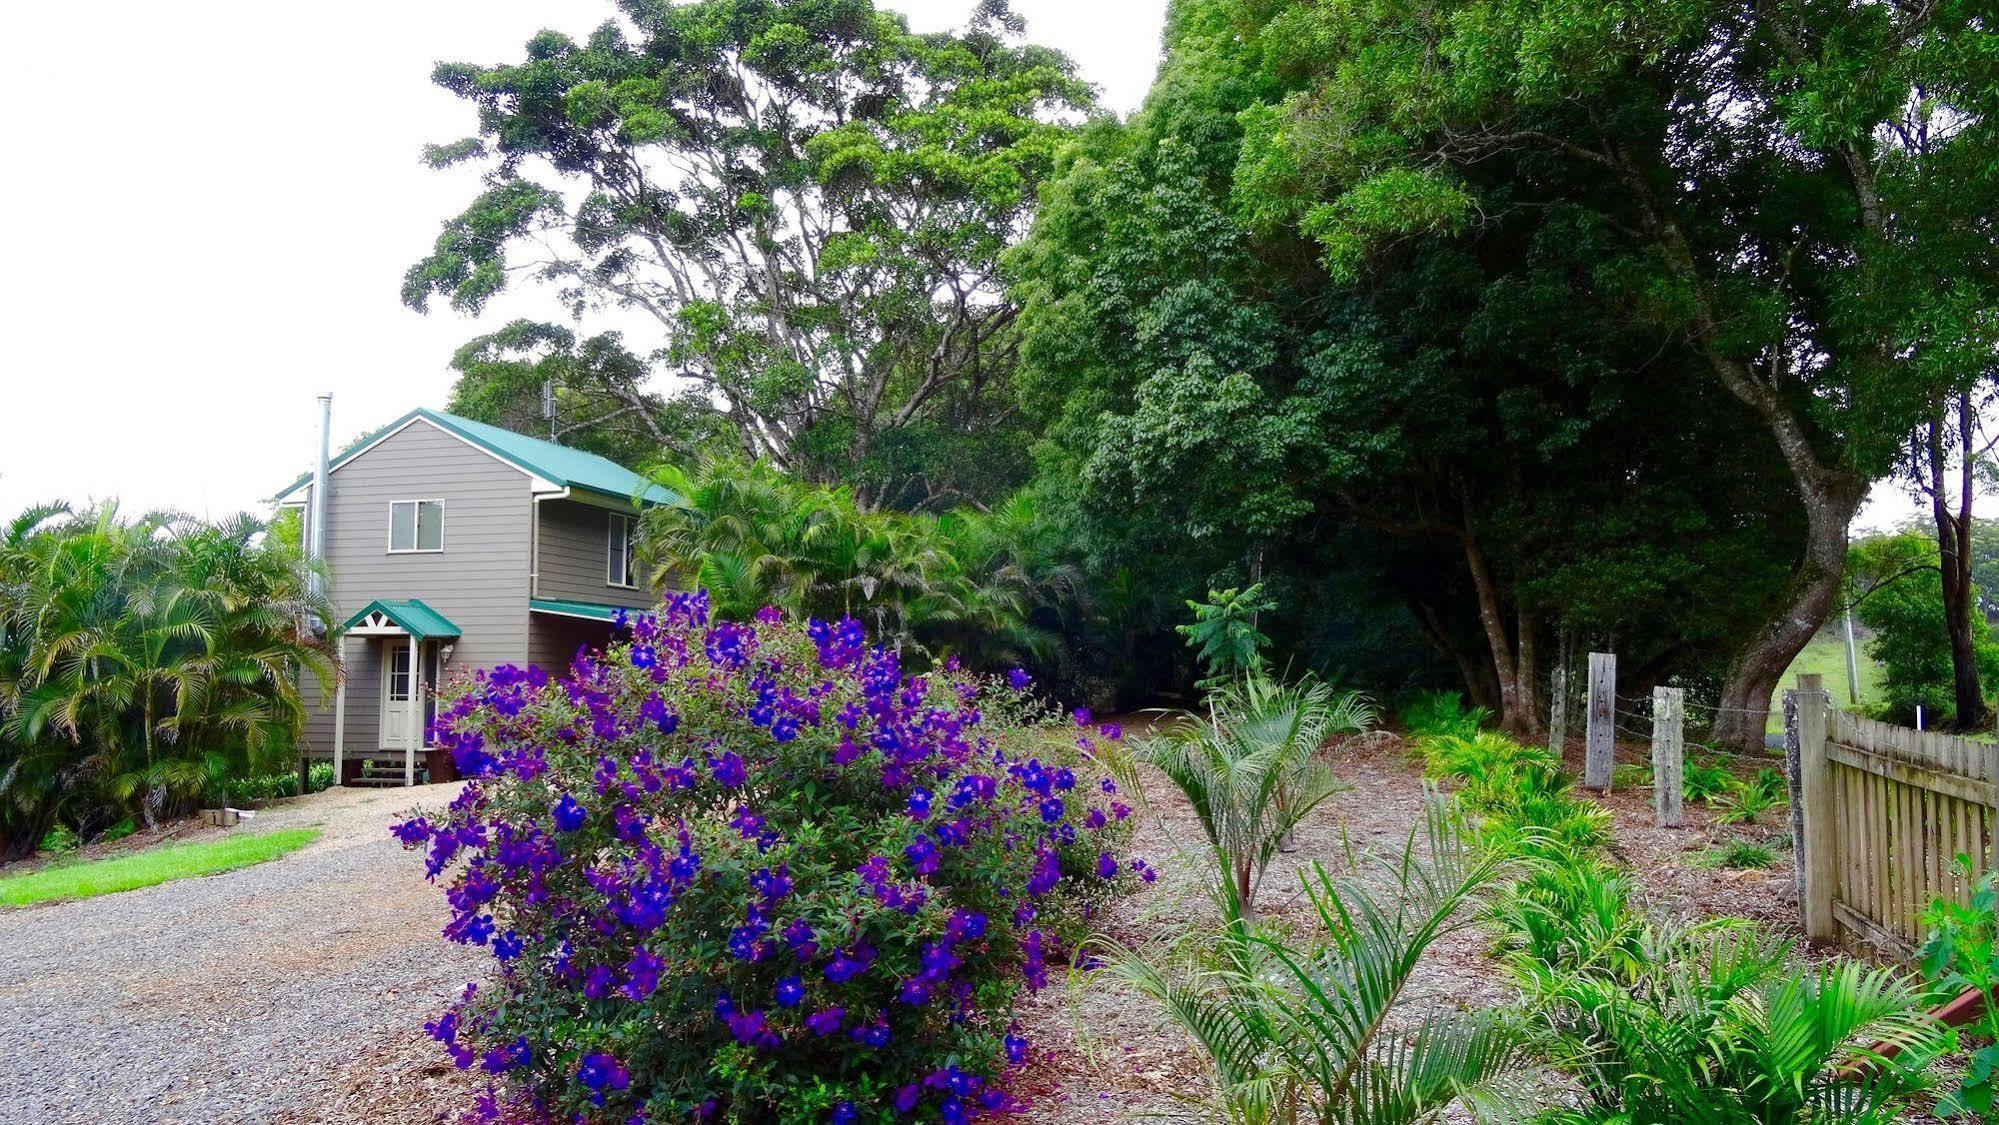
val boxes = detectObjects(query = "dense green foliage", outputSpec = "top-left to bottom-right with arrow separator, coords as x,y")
634,458 -> 1083,676
1851,531 -> 1999,726
1004,0 -> 1809,729
408,0 -> 1090,508
409,0 -> 1999,736
1219,0 -> 1999,748
1922,863 -> 1999,1116
0,506 -> 336,858
1418,727 -> 1946,1121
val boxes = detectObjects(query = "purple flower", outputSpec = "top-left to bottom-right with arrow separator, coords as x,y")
804,1006 -> 845,1036
946,909 -> 988,942
1004,1029 -> 1029,1066
775,975 -> 805,1008
906,787 -> 933,821
1039,796 -> 1065,823
492,930 -> 524,962
623,947 -> 664,999
1072,707 -> 1092,726
852,1018 -> 891,1049
751,866 -> 793,901
550,792 -> 587,833
709,751 -> 748,788
1096,852 -> 1120,879
1006,668 -> 1031,691
824,946 -> 875,984
576,1051 -> 630,1097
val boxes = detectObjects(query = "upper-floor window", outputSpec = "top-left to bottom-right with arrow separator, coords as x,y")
608,512 -> 636,587
389,500 -> 444,553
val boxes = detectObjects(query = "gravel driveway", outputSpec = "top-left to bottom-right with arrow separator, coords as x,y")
0,784 -> 483,1124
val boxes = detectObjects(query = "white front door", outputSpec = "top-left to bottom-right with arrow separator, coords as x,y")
381,643 -> 415,749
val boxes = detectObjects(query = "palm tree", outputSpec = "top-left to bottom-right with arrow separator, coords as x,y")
634,458 -> 1082,665
1140,675 -> 1375,914
0,505 -> 336,849
1098,798 -> 1530,1124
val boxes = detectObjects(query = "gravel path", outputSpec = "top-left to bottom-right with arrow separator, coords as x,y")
0,785 -> 482,1124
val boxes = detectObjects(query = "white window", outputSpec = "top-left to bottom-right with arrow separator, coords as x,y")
389,500 -> 444,553
608,512 -> 636,587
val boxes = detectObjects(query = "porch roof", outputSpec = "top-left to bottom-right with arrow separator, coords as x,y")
529,598 -> 627,623
343,598 -> 463,640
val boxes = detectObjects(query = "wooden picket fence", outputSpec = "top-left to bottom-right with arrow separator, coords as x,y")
1795,673 -> 1999,953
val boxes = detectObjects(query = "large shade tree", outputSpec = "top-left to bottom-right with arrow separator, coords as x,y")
1241,0 -> 1999,749
1009,0 -> 1802,728
405,0 -> 1091,509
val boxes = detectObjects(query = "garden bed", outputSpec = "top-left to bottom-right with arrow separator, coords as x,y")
1014,726 -> 1838,1122
1016,730 -> 1519,1122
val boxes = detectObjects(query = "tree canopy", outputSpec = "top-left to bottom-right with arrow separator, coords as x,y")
407,0 -> 1092,509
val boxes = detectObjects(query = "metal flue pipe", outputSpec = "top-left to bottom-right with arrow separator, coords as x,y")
310,393 -> 331,590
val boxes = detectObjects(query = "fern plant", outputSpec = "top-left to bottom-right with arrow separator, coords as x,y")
1099,798 -> 1530,1124
1176,583 -> 1277,688
1398,690 -> 1491,740
1682,756 -> 1734,803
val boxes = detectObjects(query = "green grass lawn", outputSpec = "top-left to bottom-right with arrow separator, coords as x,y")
0,827 -> 321,907
1766,633 -> 1884,732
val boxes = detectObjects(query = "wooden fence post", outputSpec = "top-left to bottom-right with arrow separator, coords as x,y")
1547,665 -> 1568,756
1651,685 -> 1684,827
1584,652 -> 1616,790
1794,672 -> 1836,945
1782,687 -> 1804,910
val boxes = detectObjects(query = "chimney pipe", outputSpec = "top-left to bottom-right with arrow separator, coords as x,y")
310,394 -> 331,590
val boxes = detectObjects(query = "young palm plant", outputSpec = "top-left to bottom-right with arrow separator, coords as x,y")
1099,798 -> 1531,1124
1141,675 -> 1373,914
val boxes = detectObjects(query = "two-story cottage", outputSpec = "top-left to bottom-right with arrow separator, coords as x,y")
273,407 -> 668,785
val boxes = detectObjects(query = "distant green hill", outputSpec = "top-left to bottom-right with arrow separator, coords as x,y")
1768,632 -> 1883,733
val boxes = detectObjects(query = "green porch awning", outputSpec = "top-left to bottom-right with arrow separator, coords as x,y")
529,598 -> 628,623
343,598 -> 462,640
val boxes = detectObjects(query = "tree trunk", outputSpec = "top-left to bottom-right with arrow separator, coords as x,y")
1931,400 -> 1987,728
1411,600 -> 1493,714
1515,610 -> 1543,737
1711,476 -> 1867,752
1462,532 -> 1528,734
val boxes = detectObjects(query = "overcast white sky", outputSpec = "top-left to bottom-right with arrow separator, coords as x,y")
0,0 -> 1168,522
0,0 -> 1927,533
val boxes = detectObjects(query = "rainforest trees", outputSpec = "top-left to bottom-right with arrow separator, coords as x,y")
406,0 -> 1091,509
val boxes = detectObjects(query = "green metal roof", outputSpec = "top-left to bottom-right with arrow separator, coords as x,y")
274,408 -> 674,506
529,598 -> 627,622
343,598 -> 462,639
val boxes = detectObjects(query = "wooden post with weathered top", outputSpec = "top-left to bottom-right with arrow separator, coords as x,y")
1651,686 -> 1683,827
1547,665 -> 1568,757
1793,672 -> 1835,944
1584,652 -> 1616,790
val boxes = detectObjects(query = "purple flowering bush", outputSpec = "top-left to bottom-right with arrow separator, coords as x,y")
395,593 -> 1142,1123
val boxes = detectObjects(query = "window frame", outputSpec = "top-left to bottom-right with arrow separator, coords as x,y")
387,499 -> 445,554
607,511 -> 636,588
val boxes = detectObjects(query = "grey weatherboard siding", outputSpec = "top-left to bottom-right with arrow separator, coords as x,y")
298,420 -> 534,756
535,497 -> 655,609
